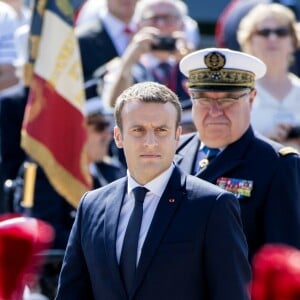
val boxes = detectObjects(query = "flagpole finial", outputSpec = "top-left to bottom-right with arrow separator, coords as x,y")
21,162 -> 38,214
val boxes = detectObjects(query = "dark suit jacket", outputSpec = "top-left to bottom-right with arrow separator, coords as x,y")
76,19 -> 119,81
56,166 -> 250,300
91,160 -> 126,189
0,92 -> 28,212
13,164 -> 76,249
175,126 -> 300,261
0,91 -> 27,182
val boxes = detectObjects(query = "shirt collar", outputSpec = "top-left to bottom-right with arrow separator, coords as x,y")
101,10 -> 136,39
127,164 -> 175,197
199,141 -> 225,152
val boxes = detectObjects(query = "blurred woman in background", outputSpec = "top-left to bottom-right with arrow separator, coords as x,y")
238,3 -> 300,150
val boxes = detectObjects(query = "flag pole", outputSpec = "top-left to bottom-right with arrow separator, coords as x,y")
21,162 -> 37,216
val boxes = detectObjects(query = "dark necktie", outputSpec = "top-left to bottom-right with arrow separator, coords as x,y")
198,146 -> 220,170
119,186 -> 148,294
204,146 -> 220,160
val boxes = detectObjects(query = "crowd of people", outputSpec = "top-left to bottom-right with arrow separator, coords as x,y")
1,0 -> 300,299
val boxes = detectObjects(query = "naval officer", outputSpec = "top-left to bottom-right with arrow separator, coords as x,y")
175,48 -> 300,261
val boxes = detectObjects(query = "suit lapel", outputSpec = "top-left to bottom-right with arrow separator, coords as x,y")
174,134 -> 200,174
97,20 -> 118,56
104,178 -> 127,295
131,167 -> 185,297
197,151 -> 242,182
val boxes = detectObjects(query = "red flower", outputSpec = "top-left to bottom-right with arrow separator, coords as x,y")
250,244 -> 300,300
0,215 -> 54,300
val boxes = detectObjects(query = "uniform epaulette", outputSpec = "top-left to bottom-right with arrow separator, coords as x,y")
279,146 -> 300,156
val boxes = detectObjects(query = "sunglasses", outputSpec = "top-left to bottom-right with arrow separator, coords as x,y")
87,117 -> 111,132
93,121 -> 110,132
254,27 -> 290,38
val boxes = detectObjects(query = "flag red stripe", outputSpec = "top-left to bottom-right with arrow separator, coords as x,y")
22,74 -> 90,186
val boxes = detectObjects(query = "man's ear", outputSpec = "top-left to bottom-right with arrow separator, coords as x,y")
175,126 -> 182,141
113,126 -> 123,149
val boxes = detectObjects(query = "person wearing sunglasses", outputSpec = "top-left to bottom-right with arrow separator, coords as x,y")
175,47 -> 300,263
237,3 -> 300,150
85,106 -> 126,189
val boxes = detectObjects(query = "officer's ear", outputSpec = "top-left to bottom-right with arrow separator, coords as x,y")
249,88 -> 257,107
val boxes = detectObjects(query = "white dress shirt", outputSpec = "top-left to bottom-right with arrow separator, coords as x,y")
101,10 -> 136,56
251,74 -> 300,137
116,164 -> 175,265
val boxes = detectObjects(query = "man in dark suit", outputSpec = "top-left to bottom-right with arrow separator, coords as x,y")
176,48 -> 300,261
84,100 -> 126,188
56,82 -> 250,300
75,0 -> 138,81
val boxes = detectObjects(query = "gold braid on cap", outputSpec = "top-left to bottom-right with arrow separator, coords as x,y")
187,51 -> 255,89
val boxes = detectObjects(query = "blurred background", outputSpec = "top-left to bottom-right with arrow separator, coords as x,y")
184,0 -> 300,47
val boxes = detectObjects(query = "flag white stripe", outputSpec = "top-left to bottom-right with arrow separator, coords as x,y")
34,11 -> 84,110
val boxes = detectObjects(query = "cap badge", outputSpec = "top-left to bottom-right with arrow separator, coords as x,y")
187,50 -> 256,90
204,51 -> 226,71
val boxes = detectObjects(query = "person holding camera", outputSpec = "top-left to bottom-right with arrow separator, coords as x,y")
102,0 -> 197,109
237,3 -> 300,150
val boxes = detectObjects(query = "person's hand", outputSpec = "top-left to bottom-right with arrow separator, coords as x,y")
121,26 -> 161,72
268,123 -> 300,149
144,30 -> 194,62
268,123 -> 292,142
172,30 -> 195,61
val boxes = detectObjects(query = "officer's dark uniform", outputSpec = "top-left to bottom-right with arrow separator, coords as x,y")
175,126 -> 300,261
176,47 -> 300,262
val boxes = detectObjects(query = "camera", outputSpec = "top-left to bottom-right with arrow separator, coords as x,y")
151,36 -> 177,51
287,125 -> 300,138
